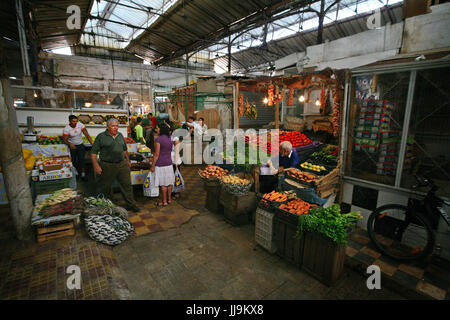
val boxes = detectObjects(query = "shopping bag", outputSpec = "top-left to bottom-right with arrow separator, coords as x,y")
143,171 -> 159,197
173,167 -> 184,193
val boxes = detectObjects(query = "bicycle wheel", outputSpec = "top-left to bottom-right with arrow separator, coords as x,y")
367,204 -> 435,261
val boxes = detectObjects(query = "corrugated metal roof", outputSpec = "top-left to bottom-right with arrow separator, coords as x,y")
214,2 -> 404,72
30,0 -> 94,49
126,0 -> 319,64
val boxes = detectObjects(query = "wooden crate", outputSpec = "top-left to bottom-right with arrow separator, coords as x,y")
273,213 -> 304,267
302,232 -> 346,286
205,187 -> 223,214
220,191 -> 256,226
36,221 -> 75,243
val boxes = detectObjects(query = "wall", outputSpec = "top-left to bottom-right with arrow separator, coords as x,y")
37,53 -> 218,107
275,3 -> 450,74
401,3 -> 450,53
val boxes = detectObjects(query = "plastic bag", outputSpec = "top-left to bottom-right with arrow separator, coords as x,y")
173,167 -> 184,193
143,171 -> 159,197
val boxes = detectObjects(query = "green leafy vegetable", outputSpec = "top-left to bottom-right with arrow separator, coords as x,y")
297,204 -> 362,245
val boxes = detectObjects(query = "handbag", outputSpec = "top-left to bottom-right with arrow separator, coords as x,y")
143,171 -> 159,197
173,167 -> 184,193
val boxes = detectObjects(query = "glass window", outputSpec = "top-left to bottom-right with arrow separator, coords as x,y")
400,67 -> 450,197
346,72 -> 410,185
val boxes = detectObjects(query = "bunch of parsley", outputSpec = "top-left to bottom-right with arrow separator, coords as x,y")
297,204 -> 362,245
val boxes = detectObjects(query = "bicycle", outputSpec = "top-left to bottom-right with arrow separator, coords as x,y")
367,175 -> 450,261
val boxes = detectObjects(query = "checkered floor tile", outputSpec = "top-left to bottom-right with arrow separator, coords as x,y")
346,227 -> 450,300
175,165 -> 207,211
129,200 -> 200,237
0,225 -> 131,300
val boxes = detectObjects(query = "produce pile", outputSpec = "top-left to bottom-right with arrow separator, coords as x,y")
130,162 -> 151,171
245,130 -> 312,155
262,191 -> 288,202
297,204 -> 362,245
299,161 -> 327,173
82,136 -> 96,144
37,135 -> 64,145
220,174 -> 253,195
286,169 -> 317,184
124,137 -> 135,144
244,99 -> 257,119
310,146 -> 338,165
199,165 -> 229,179
220,175 -> 250,185
279,199 -> 317,215
84,196 -> 129,221
118,116 -> 128,125
35,188 -> 79,218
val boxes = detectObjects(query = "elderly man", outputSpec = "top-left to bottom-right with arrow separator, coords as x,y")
268,141 -> 300,174
90,118 -> 140,212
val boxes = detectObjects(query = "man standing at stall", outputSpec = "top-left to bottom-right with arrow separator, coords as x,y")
90,118 -> 140,212
147,112 -> 157,129
63,115 -> 93,181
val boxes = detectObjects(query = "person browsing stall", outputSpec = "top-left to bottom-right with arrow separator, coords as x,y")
150,124 -> 175,206
134,117 -> 146,144
63,115 -> 93,181
90,118 -> 140,212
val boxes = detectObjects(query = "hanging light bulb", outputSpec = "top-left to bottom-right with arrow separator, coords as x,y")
299,95 -> 305,102
315,99 -> 321,106
33,91 -> 38,98
106,99 -> 110,104
263,97 -> 268,104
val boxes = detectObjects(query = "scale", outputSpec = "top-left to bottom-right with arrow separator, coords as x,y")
22,116 -> 39,143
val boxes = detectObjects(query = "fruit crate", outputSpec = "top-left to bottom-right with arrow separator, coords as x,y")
255,207 -> 277,253
32,178 -> 71,197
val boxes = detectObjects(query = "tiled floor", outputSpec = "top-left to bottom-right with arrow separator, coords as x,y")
130,200 -> 200,236
345,227 -> 450,300
0,218 -> 131,300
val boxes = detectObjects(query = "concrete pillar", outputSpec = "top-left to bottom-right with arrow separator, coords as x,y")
0,79 -> 34,241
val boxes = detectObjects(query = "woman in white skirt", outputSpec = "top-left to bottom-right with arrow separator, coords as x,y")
150,123 -> 175,206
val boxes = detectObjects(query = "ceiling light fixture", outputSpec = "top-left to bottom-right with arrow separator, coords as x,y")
299,95 -> 305,102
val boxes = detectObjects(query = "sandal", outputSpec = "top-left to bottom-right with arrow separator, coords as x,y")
157,202 -> 168,206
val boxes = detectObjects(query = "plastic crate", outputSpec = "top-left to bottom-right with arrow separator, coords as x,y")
33,178 -> 71,197
255,207 -> 276,253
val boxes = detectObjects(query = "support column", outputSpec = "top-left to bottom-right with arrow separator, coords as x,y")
0,83 -> 34,240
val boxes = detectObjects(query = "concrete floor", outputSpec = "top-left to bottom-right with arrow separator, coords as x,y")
113,210 -> 406,300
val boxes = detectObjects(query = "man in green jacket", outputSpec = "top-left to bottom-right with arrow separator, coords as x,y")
90,118 -> 140,212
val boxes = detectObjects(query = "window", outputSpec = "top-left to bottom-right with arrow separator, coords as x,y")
400,67 -> 450,197
345,65 -> 450,198
346,72 -> 410,186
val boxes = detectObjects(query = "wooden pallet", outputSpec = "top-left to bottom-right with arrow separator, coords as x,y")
36,221 -> 75,243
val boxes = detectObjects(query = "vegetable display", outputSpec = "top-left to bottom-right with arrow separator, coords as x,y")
35,188 -> 77,212
286,169 -> 317,184
262,191 -> 288,202
299,162 -> 327,173
37,135 -> 64,145
245,130 -> 312,155
199,165 -> 229,179
310,146 -> 338,164
297,204 -> 362,245
220,175 -> 250,185
279,199 -> 316,215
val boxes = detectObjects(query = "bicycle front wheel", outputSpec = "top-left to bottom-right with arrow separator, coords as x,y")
367,204 -> 435,261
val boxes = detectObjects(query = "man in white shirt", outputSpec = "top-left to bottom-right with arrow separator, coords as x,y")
63,115 -> 93,181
